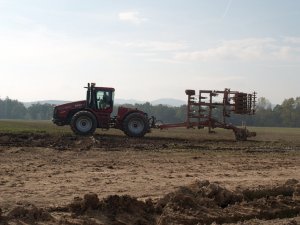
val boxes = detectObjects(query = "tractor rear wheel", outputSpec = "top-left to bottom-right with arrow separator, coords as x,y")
123,113 -> 149,137
70,111 -> 97,135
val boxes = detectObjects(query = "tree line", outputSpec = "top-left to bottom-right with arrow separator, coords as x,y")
1,96 -> 300,127
235,97 -> 300,127
0,98 -> 54,120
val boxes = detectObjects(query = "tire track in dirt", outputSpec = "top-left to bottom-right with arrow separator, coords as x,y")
0,132 -> 298,151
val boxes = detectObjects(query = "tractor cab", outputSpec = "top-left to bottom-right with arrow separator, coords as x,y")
86,83 -> 115,112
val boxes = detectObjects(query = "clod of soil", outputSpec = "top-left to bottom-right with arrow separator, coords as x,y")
69,193 -> 100,214
68,196 -> 85,215
84,193 -> 100,209
7,203 -> 53,222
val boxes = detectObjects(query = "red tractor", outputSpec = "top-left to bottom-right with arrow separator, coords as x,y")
52,83 -> 152,137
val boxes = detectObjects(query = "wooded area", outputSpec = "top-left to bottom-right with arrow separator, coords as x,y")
0,98 -> 53,120
0,97 -> 300,127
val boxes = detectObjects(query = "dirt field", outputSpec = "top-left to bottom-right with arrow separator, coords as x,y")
0,127 -> 299,225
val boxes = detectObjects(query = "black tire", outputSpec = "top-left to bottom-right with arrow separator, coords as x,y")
123,113 -> 149,137
234,129 -> 247,141
70,111 -> 97,135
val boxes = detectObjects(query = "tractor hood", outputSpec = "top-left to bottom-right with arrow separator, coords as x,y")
54,100 -> 86,111
53,100 -> 87,126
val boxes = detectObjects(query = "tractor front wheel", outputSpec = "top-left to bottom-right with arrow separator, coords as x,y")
70,111 -> 97,135
123,113 -> 149,137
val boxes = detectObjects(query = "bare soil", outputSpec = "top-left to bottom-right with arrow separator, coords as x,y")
0,132 -> 299,225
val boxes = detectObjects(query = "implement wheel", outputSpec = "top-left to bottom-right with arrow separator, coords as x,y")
123,113 -> 149,137
234,129 -> 247,141
70,111 -> 97,135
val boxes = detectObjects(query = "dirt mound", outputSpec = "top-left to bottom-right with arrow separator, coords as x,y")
67,193 -> 157,225
5,203 -> 53,223
242,179 -> 299,201
53,179 -> 300,224
157,179 -> 300,225
1,180 -> 299,225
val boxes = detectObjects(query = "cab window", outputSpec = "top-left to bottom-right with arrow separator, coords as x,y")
96,91 -> 112,109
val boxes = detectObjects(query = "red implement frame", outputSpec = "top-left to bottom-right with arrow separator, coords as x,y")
158,88 -> 257,141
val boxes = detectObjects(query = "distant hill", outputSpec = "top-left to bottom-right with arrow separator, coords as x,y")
114,99 -> 143,105
150,98 -> 185,107
23,98 -> 186,107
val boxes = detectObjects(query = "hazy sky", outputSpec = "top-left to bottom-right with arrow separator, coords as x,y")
0,0 -> 300,103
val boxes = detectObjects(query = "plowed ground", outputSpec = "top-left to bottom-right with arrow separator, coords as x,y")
0,129 -> 299,225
